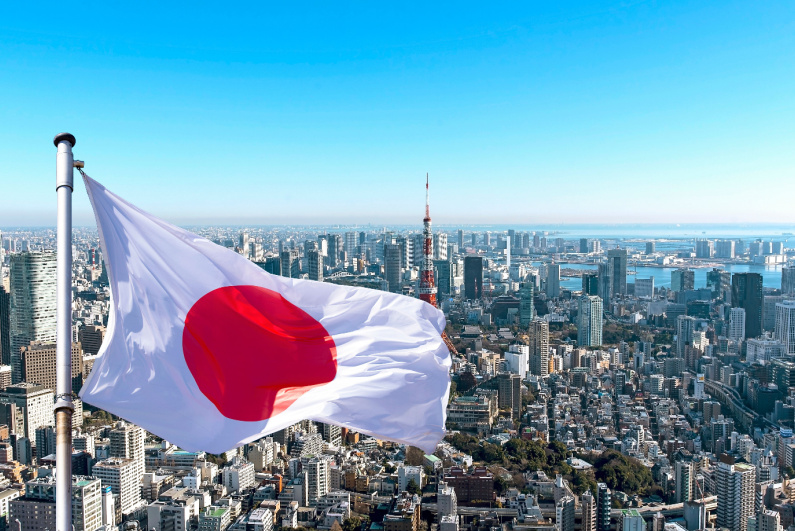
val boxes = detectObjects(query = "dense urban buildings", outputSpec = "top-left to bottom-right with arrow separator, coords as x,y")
1,218 -> 795,531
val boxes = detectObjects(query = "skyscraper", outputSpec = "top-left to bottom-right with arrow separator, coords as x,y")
546,264 -> 560,298
716,462 -> 755,531
671,269 -> 695,292
418,176 -> 437,307
783,266 -> 795,296
280,249 -> 300,279
707,268 -> 731,300
457,229 -> 464,249
307,250 -> 323,282
529,319 -> 549,377
728,308 -> 746,343
9,252 -> 57,383
0,287 -> 10,367
497,373 -> 521,418
695,239 -> 714,258
343,232 -> 358,259
434,260 -> 452,298
578,295 -> 603,347
582,273 -> 599,296
581,491 -> 596,531
109,421 -> 146,479
645,242 -> 655,254
596,483 -> 611,531
556,495 -> 575,531
326,234 -> 340,267
607,248 -> 627,298
597,263 -> 611,302
675,316 -> 696,357
775,301 -> 795,355
384,243 -> 402,293
732,273 -> 763,339
674,460 -> 693,503
464,256 -> 483,300
518,282 -> 534,327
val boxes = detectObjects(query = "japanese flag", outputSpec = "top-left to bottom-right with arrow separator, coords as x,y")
80,174 -> 451,454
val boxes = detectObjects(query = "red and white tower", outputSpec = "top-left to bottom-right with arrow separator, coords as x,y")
419,174 -> 437,307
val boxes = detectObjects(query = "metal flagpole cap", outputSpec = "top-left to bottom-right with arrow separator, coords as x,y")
53,132 -> 76,147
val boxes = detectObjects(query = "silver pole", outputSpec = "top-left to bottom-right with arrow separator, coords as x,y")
54,132 -> 76,531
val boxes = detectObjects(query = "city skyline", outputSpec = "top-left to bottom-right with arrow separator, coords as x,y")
1,2 -> 794,225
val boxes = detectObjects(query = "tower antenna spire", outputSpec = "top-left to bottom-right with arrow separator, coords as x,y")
425,173 -> 430,221
419,173 -> 437,307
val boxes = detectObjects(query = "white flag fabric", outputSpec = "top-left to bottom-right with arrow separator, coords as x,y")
80,174 -> 451,454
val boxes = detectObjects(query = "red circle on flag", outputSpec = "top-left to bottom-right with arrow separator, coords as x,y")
182,285 -> 337,421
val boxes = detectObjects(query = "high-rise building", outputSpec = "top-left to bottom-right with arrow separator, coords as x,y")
715,240 -> 736,259
671,269 -> 695,292
0,383 -> 54,440
619,509 -> 645,531
437,481 -> 457,520
635,278 -> 654,299
497,373 -> 521,418
556,495 -> 575,531
732,273 -> 764,339
597,263 -> 611,302
385,244 -> 403,293
607,249 -> 627,298
434,260 -> 452,298
582,273 -> 598,296
433,233 -> 448,261
9,475 -> 102,531
20,342 -> 83,393
707,268 -> 731,300
222,458 -> 256,493
519,282 -> 534,327
758,510 -> 782,531
280,249 -> 300,279
109,421 -> 146,479
674,460 -> 693,503
578,296 -> 603,347
715,462 -> 755,531
78,325 -> 106,356
9,252 -> 57,383
0,287 -> 9,367
596,483 -> 611,531
343,232 -> 358,258
302,456 -> 330,506
93,457 -> 144,516
418,176 -> 438,307
256,257 -> 281,276
307,250 -> 323,282
728,308 -> 746,343
457,230 -> 464,249
775,301 -> 795,355
529,319 -> 549,377
326,235 -> 340,267
464,257 -> 483,300
579,239 -> 589,254
504,344 -> 528,379
546,264 -> 560,298
783,267 -> 795,296
695,239 -> 714,258
646,242 -> 656,254
581,491 -> 596,531
675,316 -> 696,358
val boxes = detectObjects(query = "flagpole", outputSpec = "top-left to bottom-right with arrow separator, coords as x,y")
54,132 -> 76,531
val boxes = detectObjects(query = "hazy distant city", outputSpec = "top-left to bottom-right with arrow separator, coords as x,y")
1,208 -> 794,531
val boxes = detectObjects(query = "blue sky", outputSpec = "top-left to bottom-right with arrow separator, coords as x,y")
1,1 -> 793,226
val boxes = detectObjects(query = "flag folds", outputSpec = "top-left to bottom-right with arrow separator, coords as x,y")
80,175 -> 450,453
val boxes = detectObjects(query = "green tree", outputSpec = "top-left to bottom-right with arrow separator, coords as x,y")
406,478 -> 422,495
458,372 -> 478,393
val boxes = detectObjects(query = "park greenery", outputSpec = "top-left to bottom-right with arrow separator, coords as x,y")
446,433 -> 662,498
